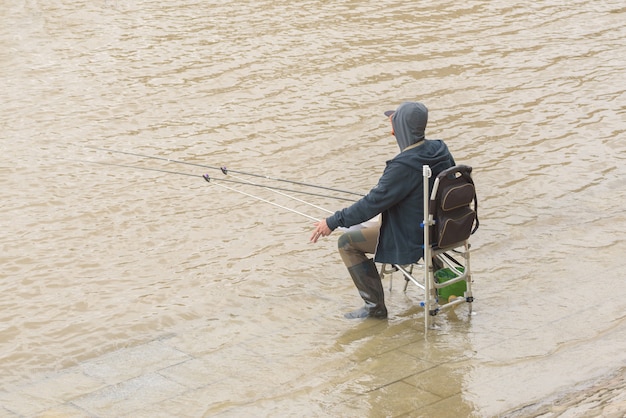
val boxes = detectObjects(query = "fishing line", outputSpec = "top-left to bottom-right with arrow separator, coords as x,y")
73,159 -> 322,221
224,171 -> 335,214
202,175 -> 319,222
75,159 -> 199,178
86,146 -> 364,197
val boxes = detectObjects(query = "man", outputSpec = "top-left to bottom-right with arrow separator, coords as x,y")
310,101 -> 456,319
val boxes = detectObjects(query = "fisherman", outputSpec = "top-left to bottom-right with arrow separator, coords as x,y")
310,102 -> 456,319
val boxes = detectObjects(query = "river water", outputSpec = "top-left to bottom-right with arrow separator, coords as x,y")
2,0 -> 625,416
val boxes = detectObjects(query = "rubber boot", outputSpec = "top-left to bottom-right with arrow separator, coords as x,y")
344,259 -> 388,319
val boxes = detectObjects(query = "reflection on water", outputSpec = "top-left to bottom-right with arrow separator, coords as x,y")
1,0 -> 625,415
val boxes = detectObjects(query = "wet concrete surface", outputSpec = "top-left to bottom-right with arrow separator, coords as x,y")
1,293 -> 625,417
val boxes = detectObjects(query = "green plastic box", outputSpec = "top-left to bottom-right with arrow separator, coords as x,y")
435,267 -> 467,300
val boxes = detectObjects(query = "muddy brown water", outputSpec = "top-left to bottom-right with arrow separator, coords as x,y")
2,0 -> 625,416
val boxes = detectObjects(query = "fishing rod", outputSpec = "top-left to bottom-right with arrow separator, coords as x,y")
86,146 -> 365,197
76,159 -> 354,202
73,159 -> 324,221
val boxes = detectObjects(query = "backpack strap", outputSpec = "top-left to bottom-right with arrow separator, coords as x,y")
460,169 -> 479,235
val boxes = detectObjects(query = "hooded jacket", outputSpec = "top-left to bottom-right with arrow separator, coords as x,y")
326,102 -> 455,264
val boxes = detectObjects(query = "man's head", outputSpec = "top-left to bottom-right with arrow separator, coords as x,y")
384,102 -> 428,151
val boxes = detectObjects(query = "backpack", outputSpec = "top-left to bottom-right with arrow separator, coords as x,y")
429,165 -> 479,248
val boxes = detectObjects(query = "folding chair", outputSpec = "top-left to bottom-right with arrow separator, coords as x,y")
382,164 -> 478,332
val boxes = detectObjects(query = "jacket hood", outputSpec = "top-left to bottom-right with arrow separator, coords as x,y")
392,139 -> 455,172
390,102 -> 428,151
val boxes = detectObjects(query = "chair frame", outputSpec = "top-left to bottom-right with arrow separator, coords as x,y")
382,165 -> 474,333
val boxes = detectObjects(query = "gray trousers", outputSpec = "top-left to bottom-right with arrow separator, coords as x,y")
337,225 -> 380,269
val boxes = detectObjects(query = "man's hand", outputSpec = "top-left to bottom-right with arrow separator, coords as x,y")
310,219 -> 332,243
